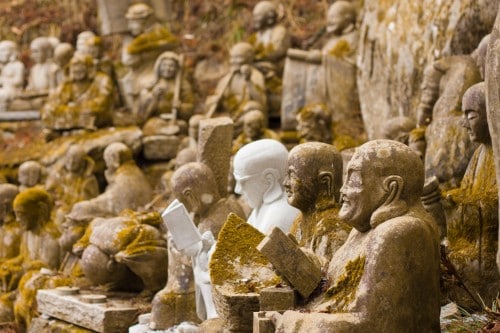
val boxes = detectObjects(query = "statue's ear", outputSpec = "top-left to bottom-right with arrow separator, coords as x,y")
382,175 -> 403,205
182,188 -> 193,199
319,171 -> 333,198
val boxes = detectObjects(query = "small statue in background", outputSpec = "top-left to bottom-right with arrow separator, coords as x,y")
53,42 -> 74,85
0,184 -> 22,261
296,103 -> 332,144
232,102 -> 279,154
41,53 -> 114,137
26,37 -> 59,94
138,51 -> 194,134
443,82 -> 500,309
233,139 -> 299,234
75,31 -> 96,55
18,161 -> 44,192
0,41 -> 25,111
285,142 -> 349,263
206,43 -> 266,128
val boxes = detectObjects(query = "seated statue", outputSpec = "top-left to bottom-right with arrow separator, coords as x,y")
52,42 -> 74,85
18,160 -> 44,192
138,51 -> 194,133
233,139 -> 299,234
26,37 -> 59,94
0,40 -> 25,111
45,145 -> 99,229
206,43 -> 267,126
443,82 -> 500,309
0,184 -> 22,261
74,142 -> 153,218
72,210 -> 168,295
266,140 -> 440,332
285,142 -> 350,263
41,53 -> 114,136
231,103 -> 280,154
296,103 -> 332,144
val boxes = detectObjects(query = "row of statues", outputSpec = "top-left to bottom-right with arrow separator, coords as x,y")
0,0 -> 498,332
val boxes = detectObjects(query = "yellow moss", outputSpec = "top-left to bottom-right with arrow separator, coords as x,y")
127,25 -> 179,55
333,135 -> 359,152
325,256 -> 365,312
328,39 -> 351,59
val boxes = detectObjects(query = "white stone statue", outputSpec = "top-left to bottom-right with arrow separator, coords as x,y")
0,40 -> 25,110
26,37 -> 59,94
233,139 -> 299,233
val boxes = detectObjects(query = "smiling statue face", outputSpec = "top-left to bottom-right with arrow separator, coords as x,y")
159,58 -> 178,79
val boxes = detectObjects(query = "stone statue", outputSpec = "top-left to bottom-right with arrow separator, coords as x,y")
233,139 -> 299,234
231,104 -> 280,154
0,40 -> 25,111
285,142 -> 350,263
443,82 -> 500,309
45,145 -> 99,229
266,140 -> 440,332
52,42 -> 74,85
75,30 -> 96,55
73,142 -> 153,218
41,53 -> 114,137
138,51 -> 194,132
78,35 -> 115,78
296,103 -> 332,144
0,184 -> 22,261
169,162 -> 246,322
26,37 -> 59,94
18,161 -> 44,192
249,0 -> 291,113
206,43 -> 267,125
414,46 -> 482,190
73,210 -> 168,295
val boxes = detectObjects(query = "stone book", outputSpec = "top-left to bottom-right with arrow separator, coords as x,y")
161,199 -> 202,251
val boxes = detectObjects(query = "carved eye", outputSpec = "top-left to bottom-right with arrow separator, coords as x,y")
466,111 -> 479,121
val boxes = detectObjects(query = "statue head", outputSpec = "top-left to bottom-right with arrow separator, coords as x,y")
242,109 -> 266,140
171,162 -> 220,216
65,145 -> 87,173
0,40 -> 18,64
76,30 -> 96,53
229,42 -> 254,68
326,1 -> 356,35
233,139 -> 288,209
285,142 -> 342,214
339,140 -> 424,232
126,3 -> 154,37
0,184 -> 18,223
53,42 -> 74,68
296,103 -> 332,143
18,161 -> 43,188
381,116 -> 416,145
253,1 -> 277,30
103,142 -> 133,174
462,82 -> 489,144
154,51 -> 180,81
69,53 -> 94,82
80,36 -> 103,59
13,187 -> 53,231
174,147 -> 197,170
30,37 -> 53,64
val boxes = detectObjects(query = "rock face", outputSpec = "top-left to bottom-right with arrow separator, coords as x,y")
358,0 -> 497,139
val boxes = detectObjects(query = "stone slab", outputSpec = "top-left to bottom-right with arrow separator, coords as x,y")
0,111 -> 40,121
257,227 -> 322,298
253,311 -> 275,333
259,287 -> 295,311
36,289 -> 148,333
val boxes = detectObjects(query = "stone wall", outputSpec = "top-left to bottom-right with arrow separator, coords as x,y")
358,0 -> 497,139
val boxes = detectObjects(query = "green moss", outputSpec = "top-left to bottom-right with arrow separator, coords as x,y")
325,256 -> 365,312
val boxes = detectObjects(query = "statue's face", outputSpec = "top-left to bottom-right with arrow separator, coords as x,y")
297,118 -> 324,142
339,159 -> 384,232
14,205 -> 36,231
159,58 -> 178,79
326,8 -> 349,35
70,61 -> 87,81
464,108 -> 489,144
243,115 -> 263,140
19,167 -> 40,187
230,53 -> 249,68
233,166 -> 265,209
128,18 -> 147,37
65,151 -> 85,173
30,45 -> 45,63
0,47 -> 10,63
283,154 -> 315,211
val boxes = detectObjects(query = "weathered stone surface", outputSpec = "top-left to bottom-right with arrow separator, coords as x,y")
142,135 -> 180,161
257,227 -> 322,298
253,311 -> 275,333
259,287 -> 295,311
197,117 -> 233,197
37,289 -> 149,333
358,0 -> 497,139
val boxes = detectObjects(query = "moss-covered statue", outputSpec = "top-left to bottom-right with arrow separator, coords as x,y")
206,43 -> 267,128
41,53 -> 114,138
0,184 -> 22,262
266,140 -> 440,332
296,103 -> 332,144
45,145 -> 99,229
138,51 -> 194,134
231,101 -> 280,154
248,1 -> 291,113
443,82 -> 500,309
285,142 -> 350,264
0,40 -> 25,111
